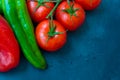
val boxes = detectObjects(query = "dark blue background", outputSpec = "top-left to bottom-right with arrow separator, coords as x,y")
1,0 -> 120,80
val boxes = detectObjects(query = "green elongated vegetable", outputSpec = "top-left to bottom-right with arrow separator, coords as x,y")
2,0 -> 47,69
0,0 -> 2,13
15,0 -> 44,61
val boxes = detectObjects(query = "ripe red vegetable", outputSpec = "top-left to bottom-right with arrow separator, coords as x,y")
55,1 -> 85,31
75,0 -> 101,10
35,20 -> 67,52
27,1 -> 54,23
0,15 -> 20,72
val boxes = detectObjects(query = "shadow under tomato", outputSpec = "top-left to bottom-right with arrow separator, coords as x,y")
40,19 -> 91,69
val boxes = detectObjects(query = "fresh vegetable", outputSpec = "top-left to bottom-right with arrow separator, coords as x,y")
55,1 -> 85,31
75,0 -> 101,10
2,0 -> 47,69
27,0 -> 54,23
0,15 -> 20,72
0,0 -> 101,71
36,20 -> 67,52
0,0 -> 2,13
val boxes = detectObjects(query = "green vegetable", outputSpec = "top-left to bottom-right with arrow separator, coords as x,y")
2,0 -> 47,69
0,0 -> 2,13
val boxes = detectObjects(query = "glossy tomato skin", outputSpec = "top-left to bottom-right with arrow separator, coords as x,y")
35,20 -> 67,52
27,1 -> 54,23
55,1 -> 85,31
75,0 -> 101,10
0,15 -> 20,72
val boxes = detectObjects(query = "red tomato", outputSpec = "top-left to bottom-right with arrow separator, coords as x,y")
55,1 -> 85,31
75,0 -> 101,10
35,20 -> 67,52
0,15 -> 20,72
27,1 -> 54,23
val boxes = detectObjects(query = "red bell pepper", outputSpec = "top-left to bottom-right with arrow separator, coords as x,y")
0,15 -> 20,72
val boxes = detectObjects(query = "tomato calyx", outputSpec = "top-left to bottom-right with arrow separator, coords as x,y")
29,0 -> 62,15
47,19 -> 63,39
28,0 -> 56,13
30,0 -> 51,13
47,15 -> 63,42
63,2 -> 79,17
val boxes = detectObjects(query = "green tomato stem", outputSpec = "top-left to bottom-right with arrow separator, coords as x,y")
46,0 -> 62,19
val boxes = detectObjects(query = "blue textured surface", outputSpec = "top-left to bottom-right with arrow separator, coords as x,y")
0,0 -> 120,80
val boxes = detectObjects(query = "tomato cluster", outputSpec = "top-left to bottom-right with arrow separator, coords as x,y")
27,0 -> 101,52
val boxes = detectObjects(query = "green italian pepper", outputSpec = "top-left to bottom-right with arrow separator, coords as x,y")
15,0 -> 45,62
2,0 -> 47,69
0,0 -> 2,13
